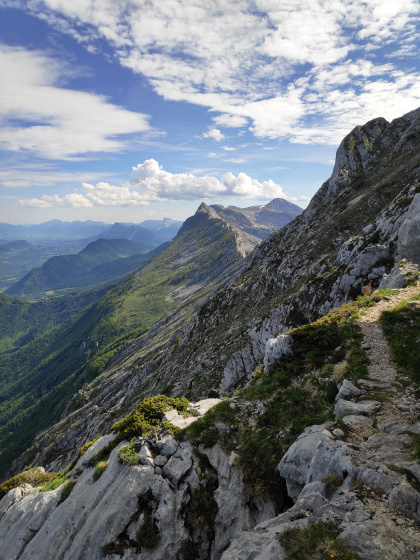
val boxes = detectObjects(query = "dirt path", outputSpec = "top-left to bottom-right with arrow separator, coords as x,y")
356,285 -> 420,426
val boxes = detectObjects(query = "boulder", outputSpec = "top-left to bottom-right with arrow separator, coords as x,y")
263,334 -> 294,373
334,398 -> 380,418
336,379 -> 362,400
342,415 -> 374,427
398,194 -> 420,264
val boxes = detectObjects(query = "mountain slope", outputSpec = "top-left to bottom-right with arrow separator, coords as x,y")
0,286 -> 112,354
11,107 -> 420,481
1,108 -> 420,560
5,238 -> 155,297
0,204 -> 256,476
0,239 -> 90,291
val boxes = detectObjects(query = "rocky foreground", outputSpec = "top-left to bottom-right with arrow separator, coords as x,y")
1,288 -> 420,559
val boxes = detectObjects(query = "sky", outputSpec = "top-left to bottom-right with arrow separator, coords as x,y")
0,1 -> 419,224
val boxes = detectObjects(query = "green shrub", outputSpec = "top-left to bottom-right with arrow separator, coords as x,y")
59,480 -> 76,504
40,475 -> 66,492
80,437 -> 101,456
278,522 -> 360,560
189,488 -> 218,532
118,441 -> 140,466
93,461 -> 108,481
0,467 -> 57,499
380,297 -> 420,381
111,395 -> 190,441
101,542 -> 127,556
87,438 -> 121,468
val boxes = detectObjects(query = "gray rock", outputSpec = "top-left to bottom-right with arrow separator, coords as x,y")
139,443 -> 154,467
263,334 -> 294,373
380,421 -> 420,435
278,424 -> 353,500
162,442 -> 193,484
333,428 -> 345,437
202,444 -> 276,559
398,194 -> 420,264
357,379 -> 392,389
154,455 -> 168,467
160,436 -> 179,457
361,432 -> 413,463
192,398 -> 221,416
379,266 -> 408,289
334,398 -> 380,418
0,484 -> 35,517
336,379 -> 362,401
342,414 -> 374,427
388,482 -> 420,521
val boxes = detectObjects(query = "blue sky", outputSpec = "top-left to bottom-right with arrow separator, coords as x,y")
0,1 -> 419,224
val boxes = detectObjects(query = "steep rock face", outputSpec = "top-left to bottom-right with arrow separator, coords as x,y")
0,424 -> 277,560
9,108 -> 420,480
397,194 -> 420,264
222,419 -> 420,560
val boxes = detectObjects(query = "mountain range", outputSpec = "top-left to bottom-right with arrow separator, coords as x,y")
0,218 -> 183,291
5,238 -> 162,297
0,108 -> 419,559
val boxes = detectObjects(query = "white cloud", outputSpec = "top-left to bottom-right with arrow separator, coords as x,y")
223,158 -> 246,164
212,114 -> 248,128
0,45 -> 150,159
19,158 -> 293,206
203,128 -> 225,141
19,193 -> 93,208
0,166 -> 118,188
222,146 -> 236,151
8,1 -> 420,146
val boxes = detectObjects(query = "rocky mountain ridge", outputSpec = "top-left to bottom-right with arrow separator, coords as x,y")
0,197 -> 283,477
209,198 -> 302,239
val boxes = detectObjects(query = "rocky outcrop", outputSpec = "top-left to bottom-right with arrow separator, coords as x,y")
223,415 -> 420,560
398,194 -> 420,264
0,402 -> 277,560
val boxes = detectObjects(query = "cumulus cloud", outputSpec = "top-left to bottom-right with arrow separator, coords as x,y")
20,193 -> 93,208
0,45 -> 150,159
19,159 -> 293,207
203,128 -> 225,141
14,0 -> 420,146
212,114 -> 248,128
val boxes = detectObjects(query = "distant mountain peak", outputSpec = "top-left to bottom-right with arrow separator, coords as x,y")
197,202 -> 219,218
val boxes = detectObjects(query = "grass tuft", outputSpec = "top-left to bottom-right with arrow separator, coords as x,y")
380,296 -> 420,381
278,522 -> 361,560
93,460 -> 108,481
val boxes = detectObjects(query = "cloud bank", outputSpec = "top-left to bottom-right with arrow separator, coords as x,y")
19,159 -> 294,207
0,45 -> 150,159
11,0 -> 420,146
